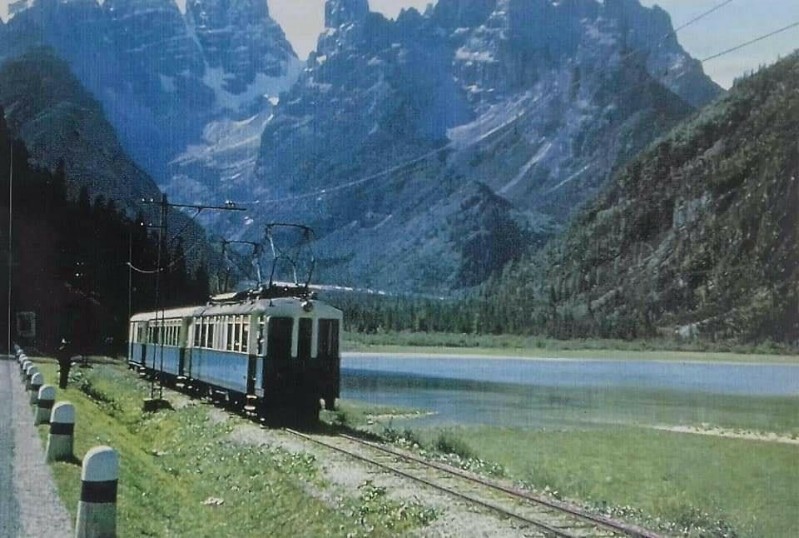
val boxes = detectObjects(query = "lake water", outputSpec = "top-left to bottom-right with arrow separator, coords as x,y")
340,353 -> 799,430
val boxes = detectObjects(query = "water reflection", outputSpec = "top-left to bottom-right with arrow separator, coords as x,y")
341,355 -> 799,431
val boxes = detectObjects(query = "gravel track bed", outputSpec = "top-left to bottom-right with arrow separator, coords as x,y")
229,423 -> 541,537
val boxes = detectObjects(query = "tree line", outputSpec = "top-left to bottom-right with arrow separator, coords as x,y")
0,106 -> 209,354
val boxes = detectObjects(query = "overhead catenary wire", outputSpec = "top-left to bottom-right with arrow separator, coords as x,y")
672,0 -> 735,35
701,20 -> 799,63
126,237 -> 204,274
231,2 -> 743,210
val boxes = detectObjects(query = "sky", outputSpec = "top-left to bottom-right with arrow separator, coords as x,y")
1,0 -> 797,88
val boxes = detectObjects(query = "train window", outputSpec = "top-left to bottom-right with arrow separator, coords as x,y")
318,319 -> 340,359
242,318 -> 249,353
267,317 -> 293,360
234,316 -> 242,352
226,317 -> 234,351
257,316 -> 265,356
298,319 -> 312,360
206,320 -> 215,349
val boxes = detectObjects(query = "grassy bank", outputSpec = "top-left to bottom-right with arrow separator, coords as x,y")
343,331 -> 799,363
331,399 -> 799,537
32,360 -> 435,537
409,426 -> 799,538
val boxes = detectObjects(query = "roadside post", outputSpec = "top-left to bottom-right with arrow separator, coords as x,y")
76,446 -> 118,538
35,385 -> 57,425
29,372 -> 44,404
46,402 -> 75,462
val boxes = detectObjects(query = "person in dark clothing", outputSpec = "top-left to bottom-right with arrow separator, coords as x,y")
56,338 -> 73,389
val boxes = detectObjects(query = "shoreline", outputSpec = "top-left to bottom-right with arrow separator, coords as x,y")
342,348 -> 799,366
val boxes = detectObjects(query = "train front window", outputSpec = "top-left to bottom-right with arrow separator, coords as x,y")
318,319 -> 339,359
267,317 -> 293,360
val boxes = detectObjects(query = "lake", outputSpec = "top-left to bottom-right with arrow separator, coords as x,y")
340,353 -> 799,431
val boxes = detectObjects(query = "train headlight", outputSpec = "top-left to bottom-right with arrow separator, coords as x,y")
302,300 -> 314,312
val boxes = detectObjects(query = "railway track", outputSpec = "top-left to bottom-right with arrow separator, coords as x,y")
284,429 -> 663,538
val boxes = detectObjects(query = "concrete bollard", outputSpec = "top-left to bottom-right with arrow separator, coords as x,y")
76,446 -> 118,538
21,360 -> 31,379
29,372 -> 44,404
46,402 -> 75,463
35,385 -> 57,425
25,364 -> 39,390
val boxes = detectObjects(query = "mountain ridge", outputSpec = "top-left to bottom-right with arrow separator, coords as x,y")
485,51 -> 799,343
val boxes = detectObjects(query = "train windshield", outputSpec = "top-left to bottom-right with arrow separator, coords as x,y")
267,317 -> 293,360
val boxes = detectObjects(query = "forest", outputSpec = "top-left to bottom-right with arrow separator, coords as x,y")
0,106 -> 208,354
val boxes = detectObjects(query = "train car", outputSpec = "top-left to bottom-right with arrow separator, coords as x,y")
128,287 -> 342,422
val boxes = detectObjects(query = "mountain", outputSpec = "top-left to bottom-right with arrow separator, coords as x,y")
0,0 -> 301,183
0,48 -> 163,211
237,0 -> 721,291
0,0 -> 722,293
0,48 -> 212,267
486,52 -> 799,343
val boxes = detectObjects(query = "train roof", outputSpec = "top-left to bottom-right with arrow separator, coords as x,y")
130,305 -> 205,322
130,296 -> 341,322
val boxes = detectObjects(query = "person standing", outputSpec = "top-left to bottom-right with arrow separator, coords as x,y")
56,339 -> 72,389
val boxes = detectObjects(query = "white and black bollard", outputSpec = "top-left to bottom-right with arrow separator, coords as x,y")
35,385 -> 57,425
46,402 -> 75,463
76,446 -> 118,538
25,364 -> 39,390
21,360 -> 31,380
29,372 -> 44,404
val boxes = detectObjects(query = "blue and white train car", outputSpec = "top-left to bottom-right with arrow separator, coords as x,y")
128,289 -> 341,421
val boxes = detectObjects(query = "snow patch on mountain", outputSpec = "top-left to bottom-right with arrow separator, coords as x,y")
202,57 -> 302,112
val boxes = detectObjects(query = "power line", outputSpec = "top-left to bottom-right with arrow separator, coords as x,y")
233,4 -> 737,210
237,103 -> 539,207
672,0 -> 734,35
618,0 -> 734,66
702,20 -> 799,63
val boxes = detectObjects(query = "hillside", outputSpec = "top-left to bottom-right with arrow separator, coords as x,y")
487,52 -> 799,343
0,49 -> 214,270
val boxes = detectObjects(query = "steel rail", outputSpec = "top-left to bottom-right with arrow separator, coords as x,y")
338,433 -> 662,538
286,428 -> 598,538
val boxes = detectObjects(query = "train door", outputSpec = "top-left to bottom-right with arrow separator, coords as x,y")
317,318 -> 340,410
263,317 -> 293,394
179,318 -> 191,378
298,319 -> 312,361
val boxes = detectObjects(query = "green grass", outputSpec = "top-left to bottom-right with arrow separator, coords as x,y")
326,378 -> 799,537
32,361 -> 436,537
343,331 -> 799,364
408,426 -> 799,537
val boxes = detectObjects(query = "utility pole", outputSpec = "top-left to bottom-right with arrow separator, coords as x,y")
140,195 -> 244,411
6,145 -> 12,356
